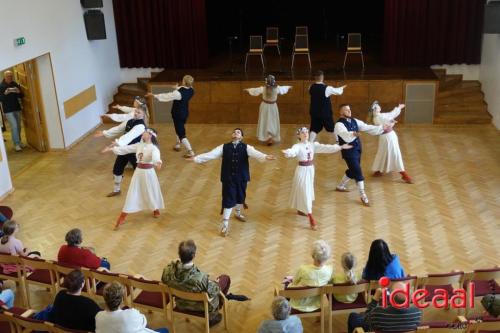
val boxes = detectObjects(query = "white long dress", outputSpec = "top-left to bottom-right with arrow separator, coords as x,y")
112,142 -> 165,213
283,141 -> 342,214
246,86 -> 291,142
371,107 -> 405,173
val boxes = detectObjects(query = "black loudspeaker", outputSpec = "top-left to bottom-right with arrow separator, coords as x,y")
81,0 -> 103,8
83,10 -> 106,40
484,2 -> 500,34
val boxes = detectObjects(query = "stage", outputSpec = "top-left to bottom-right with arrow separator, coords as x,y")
147,47 -> 439,124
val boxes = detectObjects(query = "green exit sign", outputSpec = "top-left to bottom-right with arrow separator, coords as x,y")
14,37 -> 26,46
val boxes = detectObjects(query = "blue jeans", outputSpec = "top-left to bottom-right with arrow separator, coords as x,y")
0,289 -> 15,309
5,111 -> 22,146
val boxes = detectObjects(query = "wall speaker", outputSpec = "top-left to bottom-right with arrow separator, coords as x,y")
81,0 -> 103,8
484,2 -> 500,34
83,10 -> 106,40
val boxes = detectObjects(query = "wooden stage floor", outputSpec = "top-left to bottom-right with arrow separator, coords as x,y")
3,123 -> 500,332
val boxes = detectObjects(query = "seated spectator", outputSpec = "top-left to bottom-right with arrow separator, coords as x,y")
481,294 -> 500,318
35,269 -> 101,331
286,240 -> 333,312
362,239 -> 405,281
347,282 -> 422,333
0,282 -> 15,309
258,296 -> 303,333
95,281 -> 168,333
58,228 -> 110,270
332,252 -> 360,303
161,240 -> 230,327
0,220 -> 40,274
0,206 -> 13,223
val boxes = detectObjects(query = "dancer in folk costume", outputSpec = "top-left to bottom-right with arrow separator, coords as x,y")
188,128 -> 275,237
102,96 -> 149,123
244,75 -> 292,145
334,104 -> 393,207
368,101 -> 413,184
282,127 -> 352,230
146,75 -> 195,157
102,129 -> 165,230
95,105 -> 147,197
309,70 -> 346,142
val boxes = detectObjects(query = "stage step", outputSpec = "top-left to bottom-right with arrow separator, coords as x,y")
434,110 -> 492,124
118,83 -> 146,96
104,81 -> 149,123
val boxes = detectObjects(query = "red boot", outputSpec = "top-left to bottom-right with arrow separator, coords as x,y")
114,212 -> 128,230
373,171 -> 383,177
307,214 -> 317,231
400,171 -> 413,184
153,209 -> 160,218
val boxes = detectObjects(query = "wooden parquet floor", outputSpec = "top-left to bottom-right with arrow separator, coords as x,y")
2,123 -> 500,332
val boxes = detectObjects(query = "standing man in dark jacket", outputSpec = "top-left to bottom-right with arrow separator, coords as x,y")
0,70 -> 25,151
189,128 -> 275,236
308,70 -> 346,143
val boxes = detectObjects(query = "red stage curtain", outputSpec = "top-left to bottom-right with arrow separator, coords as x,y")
383,0 -> 485,66
112,0 -> 208,68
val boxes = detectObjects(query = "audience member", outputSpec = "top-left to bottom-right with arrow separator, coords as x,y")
57,228 -> 110,270
258,296 -> 303,333
362,239 -> 405,280
332,252 -> 360,303
0,220 -> 40,274
481,294 -> 500,318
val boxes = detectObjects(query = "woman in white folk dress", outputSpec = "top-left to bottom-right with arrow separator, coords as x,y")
103,128 -> 165,230
244,75 -> 292,145
282,127 -> 352,230
368,101 -> 413,184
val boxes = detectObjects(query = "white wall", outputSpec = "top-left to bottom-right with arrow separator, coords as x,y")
0,0 -> 122,197
479,34 -> 500,129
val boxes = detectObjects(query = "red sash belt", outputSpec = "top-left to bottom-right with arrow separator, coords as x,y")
298,160 -> 314,166
262,99 -> 277,104
137,163 -> 154,169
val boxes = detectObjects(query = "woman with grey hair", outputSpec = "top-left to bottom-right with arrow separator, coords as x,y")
244,75 -> 292,145
258,296 -> 303,333
284,240 -> 333,312
367,101 -> 412,184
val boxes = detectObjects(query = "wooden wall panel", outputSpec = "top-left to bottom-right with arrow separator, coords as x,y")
369,81 -> 403,103
210,82 -> 241,103
279,80 -> 304,104
63,85 -> 96,119
241,81 -> 264,104
190,82 -> 211,104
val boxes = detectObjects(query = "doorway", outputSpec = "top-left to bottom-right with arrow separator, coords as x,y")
0,53 -> 62,177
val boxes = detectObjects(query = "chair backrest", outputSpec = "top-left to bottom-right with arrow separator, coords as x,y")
347,33 -> 362,49
0,252 -> 23,279
266,27 -> 279,43
468,317 -> 500,333
14,314 -> 55,331
0,311 -> 17,332
421,271 -> 465,288
294,34 -> 309,51
249,36 -> 263,52
275,285 -> 325,299
328,280 -> 370,301
125,275 -> 169,308
89,269 -> 128,294
53,263 -> 92,293
470,267 -> 500,282
169,286 -> 210,303
390,275 -> 419,291
296,26 -> 308,35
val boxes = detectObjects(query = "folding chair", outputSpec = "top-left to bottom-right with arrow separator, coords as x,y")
168,286 -> 228,333
244,36 -> 265,71
88,269 -> 130,306
0,311 -> 17,333
275,286 -> 327,333
326,281 -> 370,333
124,275 -> 169,321
464,267 -> 500,316
13,314 -> 56,332
263,27 -> 280,55
21,256 -> 57,307
0,253 -> 28,307
417,271 -> 465,308
291,34 -> 311,70
53,262 -> 92,298
343,33 -> 364,68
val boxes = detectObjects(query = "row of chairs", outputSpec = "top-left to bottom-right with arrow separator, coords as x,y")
275,268 -> 500,333
0,310 -> 87,333
0,254 -> 227,333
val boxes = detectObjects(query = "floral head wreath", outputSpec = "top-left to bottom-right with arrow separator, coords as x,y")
146,129 -> 157,137
296,127 -> 309,135
369,100 -> 380,114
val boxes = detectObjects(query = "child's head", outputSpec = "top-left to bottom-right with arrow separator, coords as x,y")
341,252 -> 357,270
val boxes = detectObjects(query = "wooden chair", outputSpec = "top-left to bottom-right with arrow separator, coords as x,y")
263,27 -> 280,55
417,271 -> 465,308
467,317 -> 500,333
88,269 -> 130,305
124,275 -> 169,321
367,275 -> 418,302
291,34 -> 311,70
464,267 -> 500,315
275,286 -> 327,333
0,311 -> 18,333
13,314 -> 56,333
326,281 -> 370,333
0,253 -> 28,307
244,35 -> 265,72
52,262 -> 92,298
343,33 -> 364,69
168,286 -> 228,333
20,256 -> 57,307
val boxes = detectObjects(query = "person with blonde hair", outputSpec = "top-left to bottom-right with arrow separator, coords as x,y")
147,74 -> 195,157
331,252 -> 360,303
367,101 -> 413,183
282,127 -> 351,230
285,240 -> 333,312
244,75 -> 292,145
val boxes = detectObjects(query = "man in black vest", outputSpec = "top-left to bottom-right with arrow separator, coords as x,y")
147,75 -> 195,158
0,70 -> 26,151
189,128 -> 275,237
334,104 -> 392,206
95,105 -> 147,196
309,70 -> 346,143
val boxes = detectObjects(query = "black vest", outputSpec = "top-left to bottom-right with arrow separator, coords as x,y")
125,118 -> 145,145
337,118 -> 361,159
221,142 -> 250,182
171,87 -> 194,118
309,83 -> 332,118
